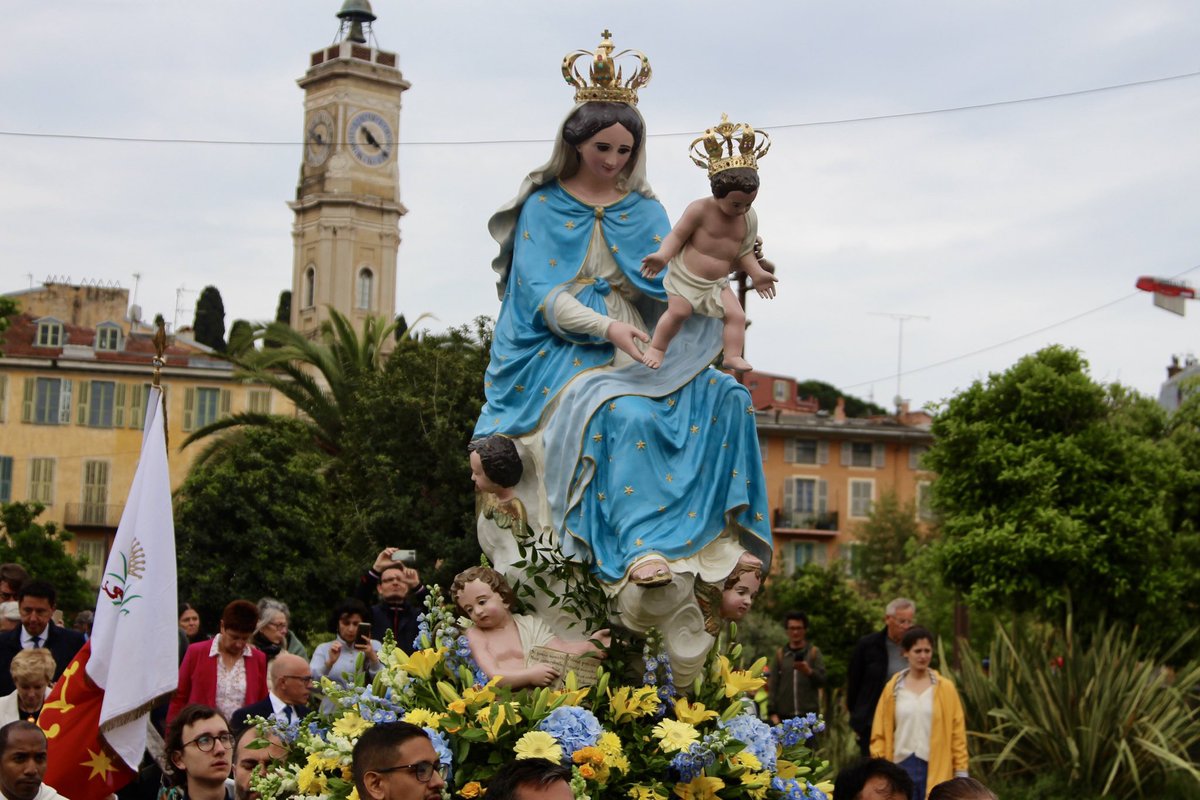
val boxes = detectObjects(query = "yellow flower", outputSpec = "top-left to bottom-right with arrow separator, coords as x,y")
608,686 -> 661,723
403,708 -> 447,730
578,764 -> 597,780
296,760 -> 328,796
476,703 -> 519,742
672,698 -> 718,725
461,782 -> 484,798
815,781 -> 834,796
628,785 -> 668,800
332,715 -> 372,738
651,719 -> 700,753
731,751 -> 762,772
463,676 -> 502,706
548,686 -> 590,707
775,759 -> 798,779
448,700 -> 467,715
514,731 -> 563,763
349,789 -> 359,800
391,647 -> 446,680
673,776 -> 724,800
718,656 -> 766,698
742,770 -> 771,800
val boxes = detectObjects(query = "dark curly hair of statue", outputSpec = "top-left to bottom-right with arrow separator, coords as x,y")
469,435 -> 523,489
710,167 -> 760,198
561,102 -> 644,156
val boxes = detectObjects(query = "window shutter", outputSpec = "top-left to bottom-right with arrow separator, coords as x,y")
114,383 -> 126,428
220,389 -> 232,417
183,388 -> 195,432
783,478 -> 795,512
873,443 -> 885,468
0,375 -> 6,423
58,380 -> 72,425
817,479 -> 828,514
129,384 -> 144,428
22,378 -> 34,422
77,381 -> 91,425
840,442 -> 850,466
818,440 -> 829,464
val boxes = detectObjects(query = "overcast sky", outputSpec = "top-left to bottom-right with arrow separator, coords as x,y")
3,1 -> 1199,411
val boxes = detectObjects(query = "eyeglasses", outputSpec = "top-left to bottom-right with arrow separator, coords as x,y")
184,733 -> 235,752
0,592 -> 15,601
265,621 -> 288,630
373,761 -> 448,783
282,674 -> 314,684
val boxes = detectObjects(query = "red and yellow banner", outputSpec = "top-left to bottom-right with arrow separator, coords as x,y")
38,642 -> 137,800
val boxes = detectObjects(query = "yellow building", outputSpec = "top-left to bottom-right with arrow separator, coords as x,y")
745,371 -> 935,575
0,282 -> 290,583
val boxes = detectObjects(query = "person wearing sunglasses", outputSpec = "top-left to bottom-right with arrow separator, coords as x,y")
352,722 -> 446,800
164,704 -> 236,800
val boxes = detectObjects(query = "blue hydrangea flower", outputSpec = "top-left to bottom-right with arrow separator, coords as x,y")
719,714 -> 777,771
537,706 -> 602,757
669,741 -> 717,782
425,727 -> 453,778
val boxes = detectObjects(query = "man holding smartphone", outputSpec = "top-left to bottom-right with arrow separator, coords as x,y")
353,548 -> 428,655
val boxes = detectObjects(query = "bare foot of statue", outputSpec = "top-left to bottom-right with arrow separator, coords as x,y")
641,347 -> 665,369
629,557 -> 672,587
724,355 -> 753,372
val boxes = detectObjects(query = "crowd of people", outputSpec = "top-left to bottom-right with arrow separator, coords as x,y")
0,548 -> 989,800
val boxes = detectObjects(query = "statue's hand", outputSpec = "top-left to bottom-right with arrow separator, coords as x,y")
589,629 -> 612,654
527,663 -> 560,687
752,271 -> 778,299
606,321 -> 650,362
641,251 -> 668,278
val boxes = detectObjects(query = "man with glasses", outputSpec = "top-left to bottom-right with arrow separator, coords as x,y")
352,721 -> 446,800
847,598 -> 916,757
353,549 -> 427,655
231,725 -> 286,800
231,653 -> 313,732
165,704 -> 236,800
0,581 -> 85,695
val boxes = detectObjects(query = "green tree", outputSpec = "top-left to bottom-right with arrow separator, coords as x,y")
274,291 -> 292,325
193,285 -> 226,352
925,346 -> 1191,651
0,502 -> 92,613
174,421 -> 347,637
0,296 -> 18,349
333,319 -> 491,588
227,319 -> 253,356
853,491 -> 922,595
794,380 -> 887,417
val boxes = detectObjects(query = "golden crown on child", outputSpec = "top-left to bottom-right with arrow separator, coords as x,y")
690,114 -> 772,176
562,29 -> 652,105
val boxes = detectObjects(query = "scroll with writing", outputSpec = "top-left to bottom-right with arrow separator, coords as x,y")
528,646 -> 600,689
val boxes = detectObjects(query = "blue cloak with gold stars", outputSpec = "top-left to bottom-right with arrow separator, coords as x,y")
474,181 -> 670,438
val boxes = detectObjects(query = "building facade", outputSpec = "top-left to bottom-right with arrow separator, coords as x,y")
745,371 -> 936,576
0,283 -> 290,583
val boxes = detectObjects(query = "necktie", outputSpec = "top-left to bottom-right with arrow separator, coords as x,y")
31,636 -> 41,648
284,706 -> 294,723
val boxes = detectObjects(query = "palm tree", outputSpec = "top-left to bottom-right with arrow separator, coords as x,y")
182,309 -> 424,461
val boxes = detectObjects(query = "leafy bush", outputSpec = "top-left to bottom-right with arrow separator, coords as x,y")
954,615 -> 1200,799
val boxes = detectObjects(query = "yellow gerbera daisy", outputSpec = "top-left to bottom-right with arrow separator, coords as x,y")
651,719 -> 699,753
514,731 -> 563,763
332,715 -> 372,738
403,708 -> 447,730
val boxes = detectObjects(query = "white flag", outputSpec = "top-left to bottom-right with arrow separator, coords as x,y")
86,385 -> 179,770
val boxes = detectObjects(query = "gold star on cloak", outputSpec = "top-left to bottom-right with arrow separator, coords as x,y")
522,230 -> 530,240
731,469 -> 739,477
687,511 -> 697,519
690,425 -> 700,434
593,433 -> 603,442
515,385 -> 525,392
565,220 -> 576,230
755,512 -> 764,521
667,398 -> 677,407
538,194 -> 547,202
658,506 -> 667,512
597,492 -> 606,501
82,748 -> 118,782
666,473 -> 673,482
485,380 -> 493,388
611,244 -> 619,254
635,440 -> 646,450
709,377 -> 717,385
653,234 -> 663,243
542,387 -> 550,396
624,486 -> 634,495
573,358 -> 583,367
619,213 -> 629,221
537,350 -> 547,358
609,402 -> 617,411
746,405 -> 755,414
635,537 -> 643,545
549,258 -> 558,267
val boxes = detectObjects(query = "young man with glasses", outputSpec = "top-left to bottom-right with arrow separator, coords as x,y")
165,705 -> 235,800
352,722 -> 446,800
231,653 -> 312,732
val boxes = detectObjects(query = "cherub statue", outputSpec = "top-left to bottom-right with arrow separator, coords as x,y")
695,556 -> 763,636
451,566 -> 608,689
639,115 -> 777,371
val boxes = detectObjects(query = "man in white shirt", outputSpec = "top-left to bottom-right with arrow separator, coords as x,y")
230,653 -> 313,732
0,722 -> 67,800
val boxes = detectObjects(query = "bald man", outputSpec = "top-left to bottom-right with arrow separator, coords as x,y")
231,653 -> 313,732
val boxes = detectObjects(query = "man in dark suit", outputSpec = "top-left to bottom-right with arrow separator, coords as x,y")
230,652 -> 313,733
0,580 -> 87,695
846,598 -> 916,757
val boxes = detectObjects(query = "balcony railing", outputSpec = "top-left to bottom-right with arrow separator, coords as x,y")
773,508 -> 838,532
64,503 -> 122,528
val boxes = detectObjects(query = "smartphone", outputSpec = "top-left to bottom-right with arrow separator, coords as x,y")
390,549 -> 417,564
356,622 -> 372,647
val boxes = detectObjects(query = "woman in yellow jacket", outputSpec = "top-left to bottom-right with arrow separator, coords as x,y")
870,627 -> 969,799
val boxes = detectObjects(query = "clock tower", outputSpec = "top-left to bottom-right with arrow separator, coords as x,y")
290,0 -> 410,339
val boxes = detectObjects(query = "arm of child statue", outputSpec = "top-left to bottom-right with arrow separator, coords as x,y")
467,627 -> 562,689
737,250 -> 778,299
641,201 -> 705,277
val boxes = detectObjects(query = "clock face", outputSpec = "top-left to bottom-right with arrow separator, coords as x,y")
347,110 -> 394,167
305,110 -> 334,167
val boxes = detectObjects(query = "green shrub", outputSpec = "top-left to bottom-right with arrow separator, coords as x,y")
954,615 -> 1200,799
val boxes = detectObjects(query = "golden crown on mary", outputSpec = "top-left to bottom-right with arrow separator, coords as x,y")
562,29 -> 652,105
690,113 -> 772,176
